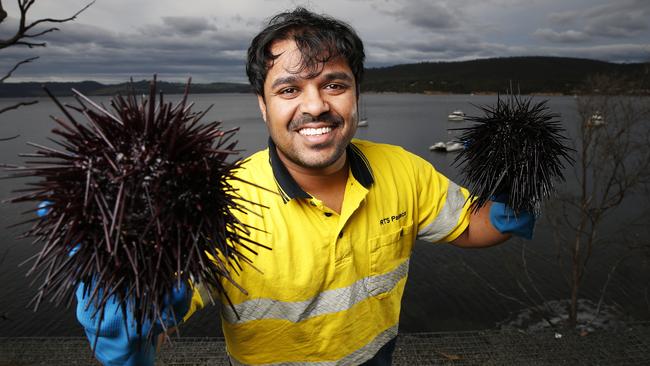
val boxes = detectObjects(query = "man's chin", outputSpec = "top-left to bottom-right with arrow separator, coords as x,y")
295,156 -> 339,170
291,149 -> 344,170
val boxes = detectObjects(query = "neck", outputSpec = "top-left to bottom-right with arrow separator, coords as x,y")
276,149 -> 349,214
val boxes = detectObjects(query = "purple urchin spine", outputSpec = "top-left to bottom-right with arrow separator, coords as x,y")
3,76 -> 267,344
453,92 -> 574,215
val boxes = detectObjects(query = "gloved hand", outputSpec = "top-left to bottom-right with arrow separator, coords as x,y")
76,282 -> 190,366
489,195 -> 536,240
37,201 -> 190,366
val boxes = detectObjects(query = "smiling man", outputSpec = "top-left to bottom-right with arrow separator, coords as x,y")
190,7 -> 526,365
256,38 -> 359,213
76,7 -> 535,366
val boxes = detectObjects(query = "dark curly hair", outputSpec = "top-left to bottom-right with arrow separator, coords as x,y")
246,7 -> 365,98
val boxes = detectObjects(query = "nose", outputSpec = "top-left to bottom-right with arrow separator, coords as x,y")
299,87 -> 330,117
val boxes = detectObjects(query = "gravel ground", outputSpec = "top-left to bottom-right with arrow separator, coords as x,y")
1,323 -> 648,365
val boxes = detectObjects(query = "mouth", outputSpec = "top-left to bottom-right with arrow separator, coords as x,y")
297,126 -> 333,136
288,113 -> 344,144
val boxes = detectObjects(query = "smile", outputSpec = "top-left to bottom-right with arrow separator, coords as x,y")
298,127 -> 333,136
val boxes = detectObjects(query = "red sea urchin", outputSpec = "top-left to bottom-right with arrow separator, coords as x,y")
3,77 -> 266,341
453,93 -> 574,215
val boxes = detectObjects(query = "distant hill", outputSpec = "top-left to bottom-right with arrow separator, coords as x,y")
0,80 -> 251,98
362,56 -> 650,94
1,57 -> 648,97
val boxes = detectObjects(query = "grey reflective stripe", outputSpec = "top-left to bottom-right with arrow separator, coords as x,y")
417,181 -> 466,242
222,259 -> 409,324
334,324 -> 398,366
365,258 -> 409,297
228,324 -> 398,366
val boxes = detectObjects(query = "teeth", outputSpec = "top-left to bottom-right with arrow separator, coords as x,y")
298,127 -> 332,136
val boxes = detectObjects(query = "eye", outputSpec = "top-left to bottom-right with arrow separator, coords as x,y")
324,83 -> 348,94
276,87 -> 299,98
325,83 -> 343,90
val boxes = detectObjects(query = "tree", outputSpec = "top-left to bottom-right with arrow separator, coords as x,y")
0,0 -> 93,122
548,73 -> 650,326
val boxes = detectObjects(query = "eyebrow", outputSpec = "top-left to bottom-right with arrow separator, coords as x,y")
269,71 -> 354,90
270,75 -> 299,90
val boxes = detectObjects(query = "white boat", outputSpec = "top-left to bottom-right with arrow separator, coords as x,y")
587,112 -> 605,127
358,119 -> 368,127
429,141 -> 464,152
447,110 -> 465,121
445,141 -> 465,152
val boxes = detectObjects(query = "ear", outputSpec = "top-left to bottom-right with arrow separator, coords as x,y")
257,95 -> 268,123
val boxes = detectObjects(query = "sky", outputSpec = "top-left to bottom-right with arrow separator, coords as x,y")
1,0 -> 649,84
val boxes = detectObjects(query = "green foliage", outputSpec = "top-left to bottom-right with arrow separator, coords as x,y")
362,57 -> 649,94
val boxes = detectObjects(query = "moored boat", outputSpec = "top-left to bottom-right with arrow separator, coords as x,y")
448,110 -> 465,121
429,141 -> 464,152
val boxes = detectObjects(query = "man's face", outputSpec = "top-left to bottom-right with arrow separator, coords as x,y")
257,39 -> 358,171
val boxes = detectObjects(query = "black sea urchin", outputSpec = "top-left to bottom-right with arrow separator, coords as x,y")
3,77 -> 266,341
453,93 -> 574,215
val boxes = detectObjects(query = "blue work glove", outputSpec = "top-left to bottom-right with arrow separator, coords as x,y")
76,282 -> 190,366
37,200 -> 52,217
489,196 -> 536,240
38,201 -> 190,365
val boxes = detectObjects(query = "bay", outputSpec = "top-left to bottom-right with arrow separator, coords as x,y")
0,93 -> 647,337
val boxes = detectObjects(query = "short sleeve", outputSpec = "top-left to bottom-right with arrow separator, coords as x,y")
412,155 -> 473,243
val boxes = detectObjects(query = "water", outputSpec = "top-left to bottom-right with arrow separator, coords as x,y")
0,93 -> 648,337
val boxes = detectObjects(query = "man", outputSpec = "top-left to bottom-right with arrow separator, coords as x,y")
77,7 -> 533,366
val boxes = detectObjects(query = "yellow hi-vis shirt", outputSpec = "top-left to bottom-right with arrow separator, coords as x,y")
186,138 -> 472,365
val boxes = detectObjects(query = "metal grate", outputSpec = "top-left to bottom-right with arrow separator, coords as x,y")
1,323 -> 648,365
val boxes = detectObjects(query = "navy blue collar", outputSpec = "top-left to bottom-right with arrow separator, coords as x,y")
268,138 -> 374,202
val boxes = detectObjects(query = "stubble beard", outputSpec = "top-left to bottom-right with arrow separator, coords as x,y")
272,112 -> 357,170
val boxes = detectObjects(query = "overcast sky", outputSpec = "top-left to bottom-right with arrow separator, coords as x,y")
1,0 -> 649,83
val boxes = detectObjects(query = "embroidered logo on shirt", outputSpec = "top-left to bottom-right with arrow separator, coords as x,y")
379,211 -> 407,225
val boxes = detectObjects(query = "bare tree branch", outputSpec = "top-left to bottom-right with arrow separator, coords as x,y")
0,0 -> 95,50
562,75 -> 650,325
587,250 -> 644,326
0,0 -> 94,125
24,1 -> 95,31
0,55 -> 38,82
23,27 -> 59,38
0,100 -> 38,114
0,134 -> 19,141
0,2 -> 7,23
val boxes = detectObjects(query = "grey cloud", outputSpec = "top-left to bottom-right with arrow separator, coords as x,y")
544,0 -> 650,41
366,37 -> 525,65
376,0 -> 461,31
370,36 -> 479,54
401,2 -> 459,30
582,0 -> 650,19
163,16 -> 218,35
41,22 -> 123,48
365,33 -> 649,66
4,1 -> 650,83
43,18 -> 252,53
140,16 -> 218,37
584,11 -> 648,38
2,16 -> 254,83
534,28 -> 589,43
5,44 -> 248,83
548,10 -> 580,26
